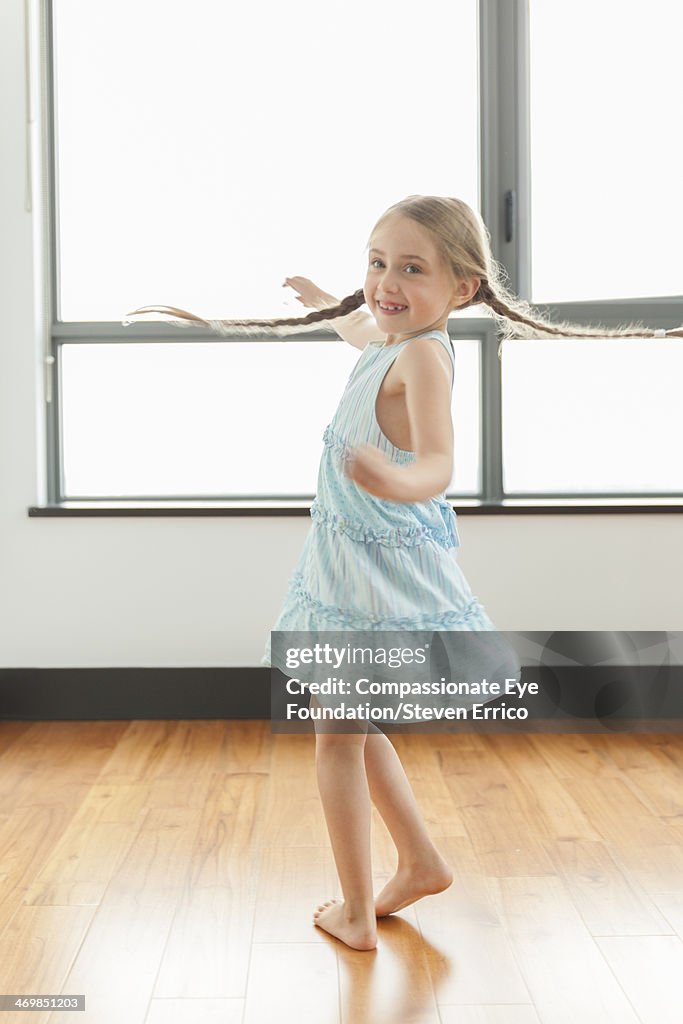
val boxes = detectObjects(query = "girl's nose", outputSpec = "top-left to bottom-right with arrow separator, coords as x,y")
379,272 -> 401,291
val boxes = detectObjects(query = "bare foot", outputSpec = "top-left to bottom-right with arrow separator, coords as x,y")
313,898 -> 377,950
374,855 -> 454,917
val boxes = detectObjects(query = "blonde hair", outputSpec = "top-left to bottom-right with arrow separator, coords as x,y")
125,195 -> 683,359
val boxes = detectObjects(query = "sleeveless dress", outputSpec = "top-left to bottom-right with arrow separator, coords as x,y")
261,328 -> 502,675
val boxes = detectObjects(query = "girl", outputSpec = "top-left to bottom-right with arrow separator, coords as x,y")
124,195 -> 682,952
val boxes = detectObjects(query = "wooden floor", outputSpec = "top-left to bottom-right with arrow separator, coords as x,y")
0,721 -> 682,1023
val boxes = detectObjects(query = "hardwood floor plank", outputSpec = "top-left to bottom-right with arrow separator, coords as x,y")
22,783 -> 150,907
559,775 -> 683,893
542,838 -> 675,936
219,721 -> 271,775
256,735 -> 331,848
151,773 -> 265,997
88,721 -> 203,787
252,844 -> 336,943
595,935 -> 683,1024
644,734 -> 683,776
243,944 -> 339,1024
483,734 -> 601,842
153,884 -> 256,999
415,836 -> 532,1006
0,725 -> 679,1022
45,898 -> 178,1024
403,735 -> 469,839
186,772 -> 268,888
437,738 -> 556,876
651,894 -> 683,939
528,733 -> 623,781
620,844 -> 683,897
145,998 -> 244,1024
0,722 -> 38,760
601,734 -> 683,819
0,904 -> 94,1024
490,875 -> 641,1022
439,1007 -> 541,1024
0,804 -> 84,935
559,772 -> 676,845
2,723 -> 130,809
95,805 -> 202,906
339,915 -> 440,1023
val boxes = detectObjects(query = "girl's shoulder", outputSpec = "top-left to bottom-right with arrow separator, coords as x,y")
398,328 -> 453,357
371,327 -> 452,350
395,330 -> 454,384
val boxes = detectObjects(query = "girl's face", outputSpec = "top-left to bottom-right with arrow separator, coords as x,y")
364,215 -> 473,343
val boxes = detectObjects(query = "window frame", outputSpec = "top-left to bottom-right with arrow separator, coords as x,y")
33,0 -> 683,515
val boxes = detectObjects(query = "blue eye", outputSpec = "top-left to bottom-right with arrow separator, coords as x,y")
369,259 -> 421,274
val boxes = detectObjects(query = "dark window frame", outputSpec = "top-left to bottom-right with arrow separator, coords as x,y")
31,0 -> 683,517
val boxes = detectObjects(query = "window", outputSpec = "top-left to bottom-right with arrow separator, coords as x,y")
47,0 -> 479,502
529,0 -> 682,304
40,0 -> 682,508
502,338 -> 683,494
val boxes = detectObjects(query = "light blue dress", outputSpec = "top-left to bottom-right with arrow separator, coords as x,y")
261,328 -> 500,675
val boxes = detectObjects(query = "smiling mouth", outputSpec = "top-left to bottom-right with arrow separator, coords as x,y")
377,302 -> 408,311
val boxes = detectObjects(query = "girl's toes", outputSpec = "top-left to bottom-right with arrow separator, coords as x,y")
313,897 -> 340,918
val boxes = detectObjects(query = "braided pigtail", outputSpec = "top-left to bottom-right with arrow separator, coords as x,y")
123,289 -> 367,338
476,280 -> 683,362
124,195 -> 683,351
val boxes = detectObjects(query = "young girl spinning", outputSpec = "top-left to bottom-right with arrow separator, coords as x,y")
124,195 -> 682,951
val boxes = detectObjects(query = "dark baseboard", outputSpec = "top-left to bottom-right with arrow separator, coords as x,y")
1,667 -> 681,729
0,667 -> 269,720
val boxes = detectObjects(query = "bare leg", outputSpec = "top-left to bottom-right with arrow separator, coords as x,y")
310,696 -> 377,950
363,728 -> 453,916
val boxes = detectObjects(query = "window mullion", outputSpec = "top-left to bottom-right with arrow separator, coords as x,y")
477,0 -> 530,501
480,0 -> 531,300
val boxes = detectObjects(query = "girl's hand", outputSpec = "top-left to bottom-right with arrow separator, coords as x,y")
343,443 -> 401,500
282,276 -> 340,312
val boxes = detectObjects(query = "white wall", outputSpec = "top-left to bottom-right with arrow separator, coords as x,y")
1,0 -> 680,670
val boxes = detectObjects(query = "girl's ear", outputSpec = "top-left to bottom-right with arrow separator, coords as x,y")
467,276 -> 482,303
451,276 -> 481,308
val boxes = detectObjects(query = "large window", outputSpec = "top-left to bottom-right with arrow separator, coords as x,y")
502,339 -> 683,494
42,0 -> 682,506
528,0 -> 681,305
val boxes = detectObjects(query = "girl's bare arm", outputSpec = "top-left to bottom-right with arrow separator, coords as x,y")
283,276 -> 386,351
